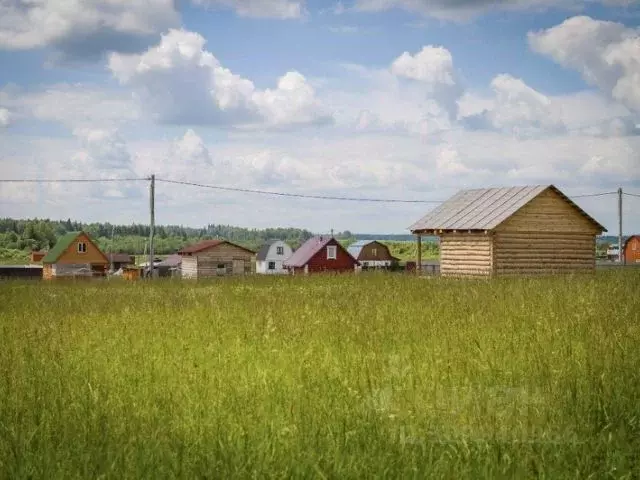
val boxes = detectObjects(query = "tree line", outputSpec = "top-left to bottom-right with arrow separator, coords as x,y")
0,218 -> 326,256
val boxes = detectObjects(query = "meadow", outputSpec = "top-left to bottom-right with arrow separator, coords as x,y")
1,271 -> 639,479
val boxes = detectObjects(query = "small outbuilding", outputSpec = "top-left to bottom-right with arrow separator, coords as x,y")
179,240 -> 255,279
42,231 -> 109,279
623,235 -> 640,264
108,253 -> 135,271
409,185 -> 606,276
283,236 -> 359,274
256,240 -> 293,274
347,240 -> 399,270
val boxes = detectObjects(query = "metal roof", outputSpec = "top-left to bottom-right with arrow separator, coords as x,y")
178,239 -> 255,255
409,185 -> 606,233
283,236 -> 333,268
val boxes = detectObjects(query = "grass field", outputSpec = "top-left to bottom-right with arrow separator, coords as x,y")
1,271 -> 639,478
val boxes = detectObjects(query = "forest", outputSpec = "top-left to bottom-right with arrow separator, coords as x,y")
0,218 -> 322,262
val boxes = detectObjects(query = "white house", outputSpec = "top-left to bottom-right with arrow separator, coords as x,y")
255,240 -> 293,274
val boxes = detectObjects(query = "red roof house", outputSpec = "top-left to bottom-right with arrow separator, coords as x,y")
283,236 -> 359,274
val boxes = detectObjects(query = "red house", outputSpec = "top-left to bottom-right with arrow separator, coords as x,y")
284,236 -> 359,274
623,235 -> 640,264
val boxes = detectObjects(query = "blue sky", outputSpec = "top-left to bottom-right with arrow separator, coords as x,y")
0,0 -> 639,233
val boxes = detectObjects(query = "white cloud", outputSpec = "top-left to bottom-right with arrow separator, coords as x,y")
0,0 -> 179,59
390,45 -> 462,120
0,84 -> 139,128
354,0 -> 629,20
460,74 -> 566,137
0,107 -> 10,127
191,0 -> 305,18
529,16 -> 640,111
108,29 -> 332,128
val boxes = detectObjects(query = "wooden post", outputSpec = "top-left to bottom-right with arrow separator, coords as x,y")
148,174 -> 155,278
618,187 -> 623,264
416,234 -> 422,275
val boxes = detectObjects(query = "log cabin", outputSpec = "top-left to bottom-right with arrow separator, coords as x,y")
409,185 -> 606,277
178,240 -> 255,279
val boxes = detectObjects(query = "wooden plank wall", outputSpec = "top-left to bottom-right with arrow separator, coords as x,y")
494,232 -> 595,275
183,243 -> 254,279
181,257 -> 198,279
440,234 -> 492,277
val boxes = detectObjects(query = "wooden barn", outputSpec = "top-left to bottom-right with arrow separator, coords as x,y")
283,236 -> 359,274
409,185 -> 606,277
347,240 -> 399,270
623,235 -> 640,264
178,240 -> 255,279
42,231 -> 109,279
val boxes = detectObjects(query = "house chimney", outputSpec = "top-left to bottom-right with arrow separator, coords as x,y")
330,229 -> 334,237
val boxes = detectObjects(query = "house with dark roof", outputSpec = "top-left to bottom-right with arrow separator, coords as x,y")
256,240 -> 293,274
347,240 -> 399,270
178,240 -> 255,279
283,236 -> 359,274
107,253 -> 135,271
42,231 -> 109,279
409,185 -> 606,277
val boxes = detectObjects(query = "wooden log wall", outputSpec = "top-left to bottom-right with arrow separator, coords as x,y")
182,243 -> 254,279
493,232 -> 595,275
440,234 -> 493,277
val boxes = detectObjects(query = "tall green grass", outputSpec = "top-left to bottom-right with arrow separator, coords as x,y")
1,272 -> 639,478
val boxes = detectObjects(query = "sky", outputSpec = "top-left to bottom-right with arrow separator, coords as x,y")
0,0 -> 639,234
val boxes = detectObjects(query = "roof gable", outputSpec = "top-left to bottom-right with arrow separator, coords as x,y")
285,236 -> 358,267
410,185 -> 606,233
43,231 -> 108,264
179,239 -> 255,255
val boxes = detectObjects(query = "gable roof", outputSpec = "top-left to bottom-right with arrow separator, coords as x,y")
624,235 -> 640,251
42,231 -> 107,263
284,236 -> 354,268
347,240 -> 375,259
256,241 -> 275,261
409,185 -> 606,233
178,239 -> 255,255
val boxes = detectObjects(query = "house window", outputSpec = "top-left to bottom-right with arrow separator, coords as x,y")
633,242 -> 637,252
268,261 -> 276,270
77,242 -> 87,253
371,248 -> 377,256
276,246 -> 284,255
327,245 -> 337,260
217,263 -> 226,269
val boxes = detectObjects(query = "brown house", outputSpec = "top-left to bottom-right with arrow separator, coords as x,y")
284,236 -> 359,274
347,240 -> 399,269
410,185 -> 606,277
42,231 -> 109,279
623,235 -> 640,264
179,240 -> 255,279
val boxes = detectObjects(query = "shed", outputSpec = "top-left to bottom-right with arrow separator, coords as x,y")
283,236 -> 359,274
42,231 -> 109,279
347,240 -> 399,270
409,185 -> 606,276
178,240 -> 255,279
623,235 -> 640,264
108,253 -> 135,271
256,240 -> 293,274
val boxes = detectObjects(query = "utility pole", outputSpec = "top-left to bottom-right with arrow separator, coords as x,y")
618,187 -> 623,264
148,174 -> 155,278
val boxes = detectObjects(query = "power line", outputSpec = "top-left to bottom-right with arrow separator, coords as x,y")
571,191 -> 618,198
623,192 -> 640,198
0,178 -> 149,183
155,178 -> 443,204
